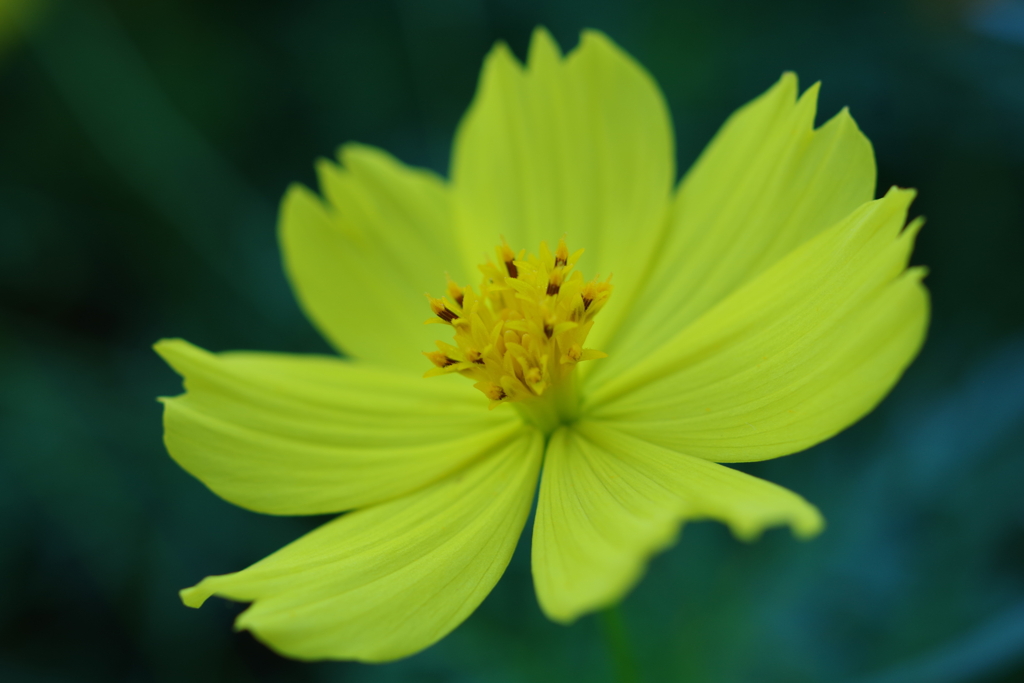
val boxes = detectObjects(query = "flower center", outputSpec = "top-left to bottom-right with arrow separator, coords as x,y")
424,238 -> 612,432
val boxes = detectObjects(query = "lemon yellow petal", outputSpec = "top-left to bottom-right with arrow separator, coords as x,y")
280,144 -> 467,372
586,187 -> 929,462
532,422 -> 821,623
451,28 -> 673,327
156,338 -> 519,515
180,429 -> 542,662
531,426 -> 684,624
591,73 -> 876,380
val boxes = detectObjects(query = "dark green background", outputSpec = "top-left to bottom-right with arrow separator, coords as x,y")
2,0 -> 1023,681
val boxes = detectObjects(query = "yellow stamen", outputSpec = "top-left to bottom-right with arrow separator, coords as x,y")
498,237 -> 520,279
423,239 -> 612,411
547,268 -> 564,296
424,350 -> 456,368
445,275 -> 464,307
427,296 -> 459,324
478,382 -> 507,402
554,238 -> 569,267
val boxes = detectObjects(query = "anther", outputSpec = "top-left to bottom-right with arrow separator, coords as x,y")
581,282 -> 598,311
445,277 -> 465,308
554,239 -> 569,267
466,348 -> 485,365
500,239 -> 518,278
429,297 -> 459,323
546,269 -> 563,296
425,351 -> 457,367
480,383 -> 507,401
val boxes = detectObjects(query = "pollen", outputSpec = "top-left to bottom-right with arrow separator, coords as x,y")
423,238 -> 612,408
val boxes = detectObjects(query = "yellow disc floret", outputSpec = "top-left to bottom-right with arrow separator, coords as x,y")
424,238 -> 612,409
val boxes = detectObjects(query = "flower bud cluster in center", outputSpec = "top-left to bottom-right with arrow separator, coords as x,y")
424,238 -> 612,409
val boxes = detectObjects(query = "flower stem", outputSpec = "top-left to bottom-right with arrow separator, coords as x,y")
599,605 -> 641,683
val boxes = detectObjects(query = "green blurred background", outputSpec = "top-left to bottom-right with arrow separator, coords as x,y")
2,0 -> 1023,681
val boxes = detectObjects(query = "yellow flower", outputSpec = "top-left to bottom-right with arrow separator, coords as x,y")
156,28 -> 929,662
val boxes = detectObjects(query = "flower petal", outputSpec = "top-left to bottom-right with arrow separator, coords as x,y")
280,144 -> 467,372
156,338 -> 520,515
181,429 -> 542,662
585,187 -> 929,462
591,73 -> 876,381
451,28 -> 673,325
532,421 -> 821,623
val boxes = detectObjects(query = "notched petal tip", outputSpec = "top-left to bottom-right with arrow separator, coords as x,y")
180,579 -> 217,609
280,180 -> 314,210
526,25 -> 561,66
336,140 -> 376,166
794,508 -> 826,540
771,70 -> 800,100
833,104 -> 854,122
728,500 -> 825,543
481,38 -> 520,73
907,264 -> 930,282
152,336 -> 188,357
797,78 -> 821,104
278,181 -> 329,245
883,183 -> 917,198
578,27 -> 615,47
153,337 -> 210,379
575,28 -> 640,68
